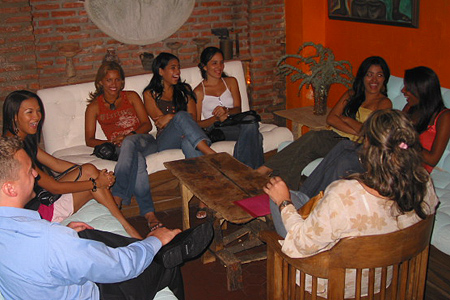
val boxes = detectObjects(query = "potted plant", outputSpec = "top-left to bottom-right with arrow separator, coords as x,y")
277,42 -> 354,115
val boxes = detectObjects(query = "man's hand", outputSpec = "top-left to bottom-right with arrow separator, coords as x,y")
263,176 -> 291,206
67,222 -> 94,232
147,227 -> 182,246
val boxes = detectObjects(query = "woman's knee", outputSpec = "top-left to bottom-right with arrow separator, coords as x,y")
80,163 -> 99,178
172,111 -> 190,122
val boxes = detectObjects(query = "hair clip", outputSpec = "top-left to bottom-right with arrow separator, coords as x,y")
399,142 -> 408,150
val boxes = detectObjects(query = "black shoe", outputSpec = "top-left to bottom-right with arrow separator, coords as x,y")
155,222 -> 214,269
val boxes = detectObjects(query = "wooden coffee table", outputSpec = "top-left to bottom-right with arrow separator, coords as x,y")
164,152 -> 271,291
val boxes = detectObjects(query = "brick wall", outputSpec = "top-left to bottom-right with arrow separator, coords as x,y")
0,0 -> 286,125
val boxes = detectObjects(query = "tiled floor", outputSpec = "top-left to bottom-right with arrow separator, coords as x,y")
127,207 -> 267,300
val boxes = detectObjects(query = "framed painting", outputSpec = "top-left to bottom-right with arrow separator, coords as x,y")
328,0 -> 419,28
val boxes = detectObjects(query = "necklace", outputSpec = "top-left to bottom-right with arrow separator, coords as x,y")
104,93 -> 120,110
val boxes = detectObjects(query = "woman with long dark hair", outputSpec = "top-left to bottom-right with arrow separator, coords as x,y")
299,66 -> 450,198
3,90 -> 142,239
265,109 -> 438,298
143,52 -> 215,158
194,46 -> 264,169
85,61 -> 162,231
257,56 -> 393,190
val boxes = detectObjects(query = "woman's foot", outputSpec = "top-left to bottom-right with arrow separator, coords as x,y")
196,202 -> 208,219
145,211 -> 164,232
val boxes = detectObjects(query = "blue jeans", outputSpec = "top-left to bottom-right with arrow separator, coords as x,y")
112,134 -> 157,216
269,190 -> 310,238
215,118 -> 264,169
157,111 -> 211,158
299,140 -> 364,198
265,130 -> 346,190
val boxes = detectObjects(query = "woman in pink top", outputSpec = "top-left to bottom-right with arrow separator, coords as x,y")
401,66 -> 450,172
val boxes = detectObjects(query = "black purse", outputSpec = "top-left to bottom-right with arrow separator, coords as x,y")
203,127 -> 226,143
25,165 -> 82,209
92,142 -> 119,161
215,110 -> 261,127
33,184 -> 62,206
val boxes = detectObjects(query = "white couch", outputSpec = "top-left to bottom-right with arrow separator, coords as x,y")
299,75 -> 450,257
37,60 -> 293,173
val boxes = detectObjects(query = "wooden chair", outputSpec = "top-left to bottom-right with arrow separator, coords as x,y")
260,215 -> 435,300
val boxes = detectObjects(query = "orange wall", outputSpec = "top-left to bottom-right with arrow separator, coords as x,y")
286,0 -> 450,108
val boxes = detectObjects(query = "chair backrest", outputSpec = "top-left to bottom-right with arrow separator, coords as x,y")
261,215 -> 435,300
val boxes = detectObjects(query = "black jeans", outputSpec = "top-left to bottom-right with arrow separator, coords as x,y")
78,229 -> 184,300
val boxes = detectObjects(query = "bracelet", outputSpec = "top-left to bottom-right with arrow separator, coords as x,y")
89,177 -> 97,192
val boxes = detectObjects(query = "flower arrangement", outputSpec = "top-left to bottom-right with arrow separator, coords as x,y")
277,42 -> 354,115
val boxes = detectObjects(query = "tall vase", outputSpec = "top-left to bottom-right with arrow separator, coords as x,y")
313,84 -> 330,116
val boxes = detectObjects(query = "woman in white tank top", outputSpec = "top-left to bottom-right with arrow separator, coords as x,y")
194,47 -> 264,218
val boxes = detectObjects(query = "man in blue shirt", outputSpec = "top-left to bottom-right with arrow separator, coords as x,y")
0,137 -> 193,299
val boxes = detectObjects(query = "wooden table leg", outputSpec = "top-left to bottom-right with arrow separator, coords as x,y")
216,249 -> 244,291
180,184 -> 194,230
202,217 -> 224,264
292,121 -> 303,139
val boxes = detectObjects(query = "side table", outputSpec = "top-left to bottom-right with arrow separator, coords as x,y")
275,106 -> 330,139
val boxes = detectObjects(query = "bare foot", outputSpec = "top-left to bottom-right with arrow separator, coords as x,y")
145,211 -> 164,231
196,201 -> 208,219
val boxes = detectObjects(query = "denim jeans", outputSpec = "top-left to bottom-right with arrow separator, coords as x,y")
112,134 -> 158,216
269,190 -> 310,238
265,130 -> 347,190
157,111 -> 211,158
299,140 -> 364,198
215,117 -> 264,169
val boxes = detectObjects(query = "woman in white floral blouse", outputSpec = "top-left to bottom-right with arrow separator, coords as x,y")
264,109 -> 439,298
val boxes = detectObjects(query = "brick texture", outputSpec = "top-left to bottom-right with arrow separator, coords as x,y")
0,0 -> 286,125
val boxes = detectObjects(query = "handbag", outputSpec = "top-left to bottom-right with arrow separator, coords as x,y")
33,184 -> 62,206
92,142 -> 119,161
215,110 -> 261,127
25,164 -> 82,209
203,127 -> 226,143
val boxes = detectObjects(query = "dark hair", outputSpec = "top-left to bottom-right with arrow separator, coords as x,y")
198,46 -> 228,80
353,109 -> 429,219
404,66 -> 445,134
2,90 -> 45,170
343,56 -> 390,118
2,90 -> 45,142
143,52 -> 196,112
88,61 -> 125,102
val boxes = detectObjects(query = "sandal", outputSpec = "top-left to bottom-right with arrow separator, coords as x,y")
148,221 -> 164,232
196,207 -> 208,219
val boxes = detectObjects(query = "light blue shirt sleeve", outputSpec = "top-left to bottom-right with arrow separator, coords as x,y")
46,223 -> 162,284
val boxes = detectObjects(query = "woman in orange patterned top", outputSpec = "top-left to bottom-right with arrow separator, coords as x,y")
85,62 -> 162,232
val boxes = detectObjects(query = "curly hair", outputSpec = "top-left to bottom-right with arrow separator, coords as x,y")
143,52 -> 196,112
88,61 -> 125,102
352,109 -> 430,219
343,56 -> 390,119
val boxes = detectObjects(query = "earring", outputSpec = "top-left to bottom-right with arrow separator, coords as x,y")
14,127 -> 19,135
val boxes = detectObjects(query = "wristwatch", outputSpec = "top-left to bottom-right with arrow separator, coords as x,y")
279,200 -> 293,212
